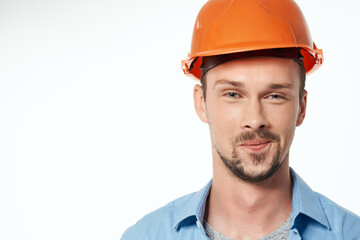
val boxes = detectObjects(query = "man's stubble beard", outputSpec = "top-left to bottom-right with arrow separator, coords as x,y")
214,130 -> 286,184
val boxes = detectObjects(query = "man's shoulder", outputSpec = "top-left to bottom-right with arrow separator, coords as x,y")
120,191 -> 197,240
315,191 -> 360,236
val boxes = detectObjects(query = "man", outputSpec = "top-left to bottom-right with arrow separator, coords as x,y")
121,0 -> 360,239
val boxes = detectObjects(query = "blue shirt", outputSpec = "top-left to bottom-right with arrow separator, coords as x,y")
121,169 -> 360,239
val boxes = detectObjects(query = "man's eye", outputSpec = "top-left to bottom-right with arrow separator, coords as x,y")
226,92 -> 239,98
267,94 -> 285,100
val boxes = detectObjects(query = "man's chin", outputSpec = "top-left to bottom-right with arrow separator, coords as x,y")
243,165 -> 272,176
218,143 -> 283,183
239,157 -> 285,183
227,155 -> 283,183
238,167 -> 276,182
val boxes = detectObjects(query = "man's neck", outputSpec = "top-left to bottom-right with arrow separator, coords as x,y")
205,155 -> 293,240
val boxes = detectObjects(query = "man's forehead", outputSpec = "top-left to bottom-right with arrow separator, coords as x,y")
203,57 -> 301,93
201,48 -> 303,79
212,79 -> 295,89
207,57 -> 300,79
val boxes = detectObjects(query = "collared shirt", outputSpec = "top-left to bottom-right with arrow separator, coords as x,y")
121,169 -> 360,239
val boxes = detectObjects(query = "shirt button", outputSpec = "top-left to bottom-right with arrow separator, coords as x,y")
196,221 -> 201,229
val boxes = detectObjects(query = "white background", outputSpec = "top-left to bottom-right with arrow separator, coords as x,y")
0,0 -> 359,239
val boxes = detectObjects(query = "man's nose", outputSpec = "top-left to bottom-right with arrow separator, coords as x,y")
241,99 -> 269,131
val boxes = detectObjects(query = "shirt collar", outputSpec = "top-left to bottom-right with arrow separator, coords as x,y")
173,179 -> 212,230
290,168 -> 331,230
174,168 -> 331,231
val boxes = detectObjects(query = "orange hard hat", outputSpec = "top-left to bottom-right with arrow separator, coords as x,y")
182,0 -> 323,80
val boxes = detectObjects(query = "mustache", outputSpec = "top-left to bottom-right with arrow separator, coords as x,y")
233,130 -> 280,145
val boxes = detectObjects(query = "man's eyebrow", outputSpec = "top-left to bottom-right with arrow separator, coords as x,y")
269,83 -> 294,90
213,79 -> 244,89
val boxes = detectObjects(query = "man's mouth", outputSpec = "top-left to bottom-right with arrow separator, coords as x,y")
239,140 -> 272,152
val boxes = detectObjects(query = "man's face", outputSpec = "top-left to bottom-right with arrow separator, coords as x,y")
194,57 -> 307,183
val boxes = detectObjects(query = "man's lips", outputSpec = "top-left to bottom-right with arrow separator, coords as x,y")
239,140 -> 272,151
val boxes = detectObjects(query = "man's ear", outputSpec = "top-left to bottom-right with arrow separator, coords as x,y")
296,90 -> 307,126
194,84 -> 208,123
